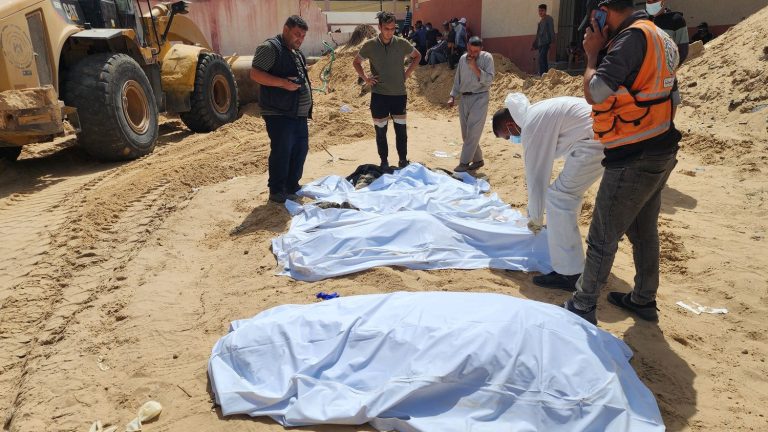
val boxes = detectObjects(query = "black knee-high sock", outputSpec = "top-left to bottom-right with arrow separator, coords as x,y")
375,124 -> 389,162
393,122 -> 407,161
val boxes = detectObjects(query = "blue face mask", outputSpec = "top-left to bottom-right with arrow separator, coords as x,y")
506,122 -> 522,144
646,2 -> 663,16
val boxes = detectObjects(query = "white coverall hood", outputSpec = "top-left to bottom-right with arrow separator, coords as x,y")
504,92 -> 531,127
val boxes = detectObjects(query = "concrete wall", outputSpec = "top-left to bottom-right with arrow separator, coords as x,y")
414,0 -> 766,75
318,0 -> 410,15
413,0 -> 483,36
152,0 -> 331,57
482,0 -> 560,75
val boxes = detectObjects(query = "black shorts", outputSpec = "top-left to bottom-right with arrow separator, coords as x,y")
370,93 -> 407,119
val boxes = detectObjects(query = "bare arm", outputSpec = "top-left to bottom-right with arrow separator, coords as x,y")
405,49 -> 421,79
353,54 -> 378,86
250,68 -> 299,91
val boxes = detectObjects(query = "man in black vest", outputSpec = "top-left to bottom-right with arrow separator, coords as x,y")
250,15 -> 313,203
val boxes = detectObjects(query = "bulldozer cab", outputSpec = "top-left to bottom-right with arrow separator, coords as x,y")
61,0 -> 144,42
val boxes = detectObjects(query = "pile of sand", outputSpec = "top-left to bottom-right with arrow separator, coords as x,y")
308,43 -> 581,117
676,5 -> 768,166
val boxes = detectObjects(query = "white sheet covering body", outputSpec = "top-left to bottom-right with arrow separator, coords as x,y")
272,164 -> 552,281
209,292 -> 664,431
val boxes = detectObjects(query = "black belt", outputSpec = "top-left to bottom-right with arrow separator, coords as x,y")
462,91 -> 488,96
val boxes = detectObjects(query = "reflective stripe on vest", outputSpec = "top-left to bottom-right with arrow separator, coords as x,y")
591,19 -> 680,148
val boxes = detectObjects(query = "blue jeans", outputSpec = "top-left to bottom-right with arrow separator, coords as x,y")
538,44 -> 550,75
263,115 -> 309,195
573,149 -> 678,310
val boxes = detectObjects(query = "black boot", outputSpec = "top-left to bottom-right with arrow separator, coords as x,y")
532,271 -> 580,292
607,292 -> 659,322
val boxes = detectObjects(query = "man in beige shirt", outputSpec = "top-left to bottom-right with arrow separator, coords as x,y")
447,37 -> 495,172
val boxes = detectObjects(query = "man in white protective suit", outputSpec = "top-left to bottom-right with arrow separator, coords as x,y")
492,93 -> 604,291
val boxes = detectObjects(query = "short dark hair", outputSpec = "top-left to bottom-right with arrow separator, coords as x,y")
538,4 -> 547,10
468,36 -> 483,47
376,11 -> 396,25
492,108 -> 512,136
285,15 -> 308,31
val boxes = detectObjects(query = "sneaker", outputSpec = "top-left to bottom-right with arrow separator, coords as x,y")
398,159 -> 410,168
286,193 -> 300,201
454,162 -> 470,172
607,292 -> 659,322
563,299 -> 597,325
468,160 -> 485,170
533,271 -> 580,292
268,192 -> 287,203
380,160 -> 390,170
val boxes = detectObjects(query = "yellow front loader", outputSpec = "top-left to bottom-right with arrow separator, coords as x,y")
0,0 -> 238,161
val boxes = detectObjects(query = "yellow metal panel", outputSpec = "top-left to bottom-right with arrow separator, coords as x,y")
160,43 -> 206,93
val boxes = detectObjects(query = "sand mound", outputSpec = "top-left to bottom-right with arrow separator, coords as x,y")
308,43 -> 581,119
677,5 -> 768,146
346,25 -> 378,47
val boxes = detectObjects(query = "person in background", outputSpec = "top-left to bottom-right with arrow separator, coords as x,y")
646,0 -> 689,64
532,4 -> 556,75
566,0 -> 682,325
492,94 -> 604,291
250,15 -> 313,204
411,21 -> 428,65
353,11 -> 421,170
402,4 -> 412,38
446,37 -> 495,172
425,22 -> 439,51
691,22 -> 714,44
450,18 -> 468,69
426,32 -> 450,65
447,18 -> 458,67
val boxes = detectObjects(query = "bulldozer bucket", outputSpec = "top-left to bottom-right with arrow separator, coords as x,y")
227,55 -> 260,106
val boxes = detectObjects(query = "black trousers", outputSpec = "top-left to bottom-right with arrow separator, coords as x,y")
370,93 -> 408,162
264,115 -> 309,195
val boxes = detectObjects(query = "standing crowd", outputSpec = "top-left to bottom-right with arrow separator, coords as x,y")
249,0 -> 712,325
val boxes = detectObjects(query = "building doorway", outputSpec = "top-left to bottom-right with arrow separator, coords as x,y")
556,0 -> 588,71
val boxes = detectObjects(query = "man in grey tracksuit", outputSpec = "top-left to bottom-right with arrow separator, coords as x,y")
447,37 -> 495,172
533,4 -> 556,75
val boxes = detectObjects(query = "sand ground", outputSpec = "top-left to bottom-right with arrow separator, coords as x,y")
2,8 -> 768,431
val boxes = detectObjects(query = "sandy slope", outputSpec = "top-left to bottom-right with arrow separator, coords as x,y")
2,8 -> 768,431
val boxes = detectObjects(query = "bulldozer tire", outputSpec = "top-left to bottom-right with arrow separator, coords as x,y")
62,53 -> 158,161
0,146 -> 22,161
180,53 -> 238,133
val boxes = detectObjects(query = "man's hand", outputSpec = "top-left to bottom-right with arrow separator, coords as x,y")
362,75 -> 379,86
583,19 -> 609,60
527,220 -> 544,235
446,96 -> 455,108
281,77 -> 301,91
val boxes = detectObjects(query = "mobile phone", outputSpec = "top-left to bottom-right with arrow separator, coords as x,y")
594,10 -> 607,32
